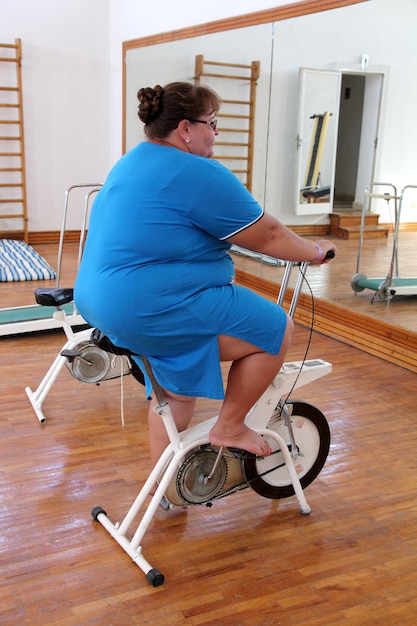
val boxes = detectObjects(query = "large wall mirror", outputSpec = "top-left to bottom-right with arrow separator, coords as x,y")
123,0 -> 383,222
124,22 -> 274,205
4,0 -> 417,364
122,0 -> 417,362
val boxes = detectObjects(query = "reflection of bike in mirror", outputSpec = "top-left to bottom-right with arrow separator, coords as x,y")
300,111 -> 332,204
89,255 -> 334,587
351,183 -> 417,304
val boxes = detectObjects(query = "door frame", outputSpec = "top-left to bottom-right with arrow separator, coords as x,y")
295,65 -> 389,215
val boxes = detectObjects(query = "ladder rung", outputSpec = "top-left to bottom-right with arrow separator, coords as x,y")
0,213 -> 25,219
218,127 -> 250,133
0,199 -> 24,204
216,142 -> 249,147
0,167 -> 22,172
0,152 -> 22,157
200,72 -> 252,81
221,99 -> 251,106
0,87 -> 19,92
214,155 -> 248,161
0,120 -> 20,125
220,113 -> 250,120
0,103 -> 19,108
0,57 -> 18,63
0,136 -> 20,140
0,43 -> 18,50
0,220 -> 27,228
203,60 -> 254,70
0,182 -> 22,187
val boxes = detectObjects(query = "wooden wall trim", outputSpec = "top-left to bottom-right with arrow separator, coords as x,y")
2,221 -> 416,246
236,268 -> 417,374
0,231 -> 81,245
123,0 -> 368,51
3,222 -> 416,246
1,226 -> 330,245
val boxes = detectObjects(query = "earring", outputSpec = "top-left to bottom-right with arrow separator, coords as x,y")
185,139 -> 190,143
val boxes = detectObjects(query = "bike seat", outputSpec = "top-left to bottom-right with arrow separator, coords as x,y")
90,329 -> 145,386
90,328 -> 136,357
34,287 -> 74,307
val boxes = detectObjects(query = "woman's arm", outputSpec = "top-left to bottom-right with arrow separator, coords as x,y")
227,213 -> 336,264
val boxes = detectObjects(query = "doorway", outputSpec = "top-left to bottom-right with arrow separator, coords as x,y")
295,68 -> 385,216
334,72 -> 384,211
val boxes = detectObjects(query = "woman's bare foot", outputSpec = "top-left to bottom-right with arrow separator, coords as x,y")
209,424 -> 272,457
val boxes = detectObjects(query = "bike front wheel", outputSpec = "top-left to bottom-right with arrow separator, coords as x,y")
243,401 -> 330,499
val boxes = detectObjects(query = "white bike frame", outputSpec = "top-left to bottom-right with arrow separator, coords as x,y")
91,260 -> 332,586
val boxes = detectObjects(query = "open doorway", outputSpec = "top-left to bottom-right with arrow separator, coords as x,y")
334,72 -> 384,211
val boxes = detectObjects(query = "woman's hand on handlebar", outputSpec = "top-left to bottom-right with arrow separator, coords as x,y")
311,240 -> 337,265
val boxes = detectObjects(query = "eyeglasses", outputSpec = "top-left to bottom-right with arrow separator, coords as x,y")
189,118 -> 218,131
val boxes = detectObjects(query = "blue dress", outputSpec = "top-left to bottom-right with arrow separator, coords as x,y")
74,142 -> 287,399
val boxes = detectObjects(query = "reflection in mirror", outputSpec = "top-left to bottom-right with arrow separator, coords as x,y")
194,54 -> 260,192
122,1 -> 417,352
300,112 -> 332,201
125,23 -> 273,208
295,69 -> 341,215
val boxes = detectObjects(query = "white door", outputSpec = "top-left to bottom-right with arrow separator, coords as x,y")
295,68 -> 341,215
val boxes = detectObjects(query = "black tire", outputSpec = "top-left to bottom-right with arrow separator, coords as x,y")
243,401 -> 330,499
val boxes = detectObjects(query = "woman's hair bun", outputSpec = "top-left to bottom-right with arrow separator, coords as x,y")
137,85 -> 164,123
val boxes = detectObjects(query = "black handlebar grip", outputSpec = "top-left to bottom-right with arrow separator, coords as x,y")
324,249 -> 336,259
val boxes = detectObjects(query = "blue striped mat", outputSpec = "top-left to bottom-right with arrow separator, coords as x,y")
0,239 -> 56,282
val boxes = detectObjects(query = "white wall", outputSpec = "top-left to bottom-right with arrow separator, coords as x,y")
1,0 -> 110,232
1,0 -> 416,232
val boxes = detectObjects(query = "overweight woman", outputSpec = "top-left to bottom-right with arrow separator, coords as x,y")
74,81 -> 336,469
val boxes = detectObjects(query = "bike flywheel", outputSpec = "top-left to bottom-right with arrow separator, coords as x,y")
176,448 -> 228,505
71,342 -> 112,383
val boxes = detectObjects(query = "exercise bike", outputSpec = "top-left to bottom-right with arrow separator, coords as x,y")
25,183 -> 144,423
25,286 -> 144,423
87,254 -> 334,587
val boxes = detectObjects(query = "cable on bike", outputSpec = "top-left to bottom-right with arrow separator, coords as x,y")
281,263 -> 315,410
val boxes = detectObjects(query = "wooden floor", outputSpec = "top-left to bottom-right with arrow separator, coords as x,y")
1,241 -> 417,624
